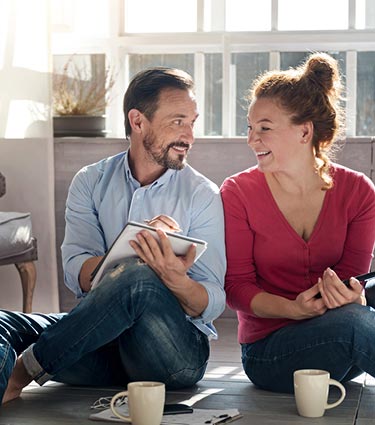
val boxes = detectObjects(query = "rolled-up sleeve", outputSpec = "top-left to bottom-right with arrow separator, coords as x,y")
185,183 -> 226,326
62,168 -> 106,297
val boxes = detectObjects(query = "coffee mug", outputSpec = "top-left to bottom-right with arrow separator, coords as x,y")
293,369 -> 346,418
110,381 -> 165,425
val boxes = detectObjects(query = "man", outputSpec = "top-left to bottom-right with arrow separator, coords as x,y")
1,68 -> 226,403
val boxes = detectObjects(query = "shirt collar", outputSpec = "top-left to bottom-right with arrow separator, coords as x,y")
123,149 -> 178,188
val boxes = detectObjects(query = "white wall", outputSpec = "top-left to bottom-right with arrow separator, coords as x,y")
0,0 -> 59,312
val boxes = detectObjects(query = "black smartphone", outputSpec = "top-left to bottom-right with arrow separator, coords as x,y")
163,403 -> 193,415
342,271 -> 375,287
316,270 -> 375,298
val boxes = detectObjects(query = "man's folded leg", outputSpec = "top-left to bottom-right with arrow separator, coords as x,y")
17,264 -> 209,391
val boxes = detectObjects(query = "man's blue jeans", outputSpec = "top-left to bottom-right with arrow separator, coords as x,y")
0,311 -> 63,403
242,304 -> 375,393
0,264 -> 209,402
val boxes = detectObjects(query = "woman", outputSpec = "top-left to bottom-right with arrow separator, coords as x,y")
220,52 -> 375,393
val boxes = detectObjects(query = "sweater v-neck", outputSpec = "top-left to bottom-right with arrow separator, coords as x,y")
259,170 -> 330,245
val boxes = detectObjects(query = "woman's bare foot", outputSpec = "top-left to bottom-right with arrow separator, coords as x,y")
2,355 -> 33,404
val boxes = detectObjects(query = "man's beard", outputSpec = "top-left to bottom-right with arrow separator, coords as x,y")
143,132 -> 190,170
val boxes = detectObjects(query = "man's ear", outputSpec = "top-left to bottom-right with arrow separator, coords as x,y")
128,109 -> 144,134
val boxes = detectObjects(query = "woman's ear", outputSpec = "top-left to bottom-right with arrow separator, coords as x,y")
301,121 -> 314,144
128,109 -> 144,134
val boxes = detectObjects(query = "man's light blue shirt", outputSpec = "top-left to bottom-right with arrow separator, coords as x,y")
62,150 -> 226,337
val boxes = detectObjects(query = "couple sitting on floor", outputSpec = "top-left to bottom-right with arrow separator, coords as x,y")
1,53 -> 375,404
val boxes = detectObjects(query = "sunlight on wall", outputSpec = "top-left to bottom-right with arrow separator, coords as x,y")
5,101 -> 49,138
0,0 -> 51,138
0,2 -> 9,70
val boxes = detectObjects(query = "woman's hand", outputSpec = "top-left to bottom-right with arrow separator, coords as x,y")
318,267 -> 365,308
251,285 -> 327,320
292,284 -> 328,319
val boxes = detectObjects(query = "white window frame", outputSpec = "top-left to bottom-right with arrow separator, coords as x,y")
51,0 -> 375,138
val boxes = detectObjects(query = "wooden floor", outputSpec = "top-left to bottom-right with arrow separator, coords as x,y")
0,318 -> 374,424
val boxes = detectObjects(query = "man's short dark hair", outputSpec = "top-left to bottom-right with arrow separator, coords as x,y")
123,67 -> 195,138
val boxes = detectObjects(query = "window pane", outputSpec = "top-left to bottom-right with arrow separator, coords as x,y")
205,54 -> 222,136
53,54 -> 108,115
225,0 -> 271,31
356,0 -> 375,29
231,53 -> 269,136
125,0 -> 197,33
128,54 -> 194,80
357,52 -> 375,136
280,51 -> 346,74
52,0 -> 108,37
278,0 -> 348,30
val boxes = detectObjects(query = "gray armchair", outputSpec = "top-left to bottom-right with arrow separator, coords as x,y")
0,172 -> 37,313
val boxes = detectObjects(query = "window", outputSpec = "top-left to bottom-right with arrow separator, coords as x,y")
225,0 -> 272,31
125,0 -> 197,33
278,0 -> 348,30
231,53 -> 269,136
204,54 -> 222,136
128,54 -> 194,79
357,52 -> 375,135
52,0 -> 375,138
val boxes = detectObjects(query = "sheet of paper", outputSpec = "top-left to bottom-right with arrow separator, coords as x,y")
90,405 -> 241,424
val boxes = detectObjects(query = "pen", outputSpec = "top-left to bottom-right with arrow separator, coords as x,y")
214,414 -> 243,424
206,413 -> 243,424
205,414 -> 229,424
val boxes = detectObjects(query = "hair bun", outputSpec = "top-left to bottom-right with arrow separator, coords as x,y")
304,53 -> 339,93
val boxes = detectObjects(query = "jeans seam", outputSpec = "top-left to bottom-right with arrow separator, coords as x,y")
0,342 -> 10,372
247,337 -> 354,362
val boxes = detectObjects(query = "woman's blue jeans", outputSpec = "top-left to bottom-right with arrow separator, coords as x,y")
0,264 -> 209,402
242,304 -> 375,393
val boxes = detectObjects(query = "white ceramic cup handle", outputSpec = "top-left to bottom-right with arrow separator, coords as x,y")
325,379 -> 346,410
110,390 -> 131,422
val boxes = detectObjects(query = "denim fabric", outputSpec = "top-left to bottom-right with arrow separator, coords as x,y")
0,311 -> 63,403
241,304 -> 375,393
23,264 -> 210,390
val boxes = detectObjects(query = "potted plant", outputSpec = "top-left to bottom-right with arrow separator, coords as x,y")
52,55 -> 116,137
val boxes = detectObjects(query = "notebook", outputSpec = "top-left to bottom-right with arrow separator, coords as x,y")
90,221 -> 207,289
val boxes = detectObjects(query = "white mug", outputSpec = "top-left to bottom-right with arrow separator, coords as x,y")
110,381 -> 165,425
293,369 -> 346,418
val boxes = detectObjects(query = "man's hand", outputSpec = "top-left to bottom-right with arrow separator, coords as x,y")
144,215 -> 182,233
79,256 -> 104,293
318,267 -> 365,308
129,228 -> 207,317
130,228 -> 195,286
79,216 -> 180,293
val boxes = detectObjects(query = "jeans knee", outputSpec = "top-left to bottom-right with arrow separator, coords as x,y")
101,264 -> 170,308
339,304 -> 370,328
166,362 -> 208,389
